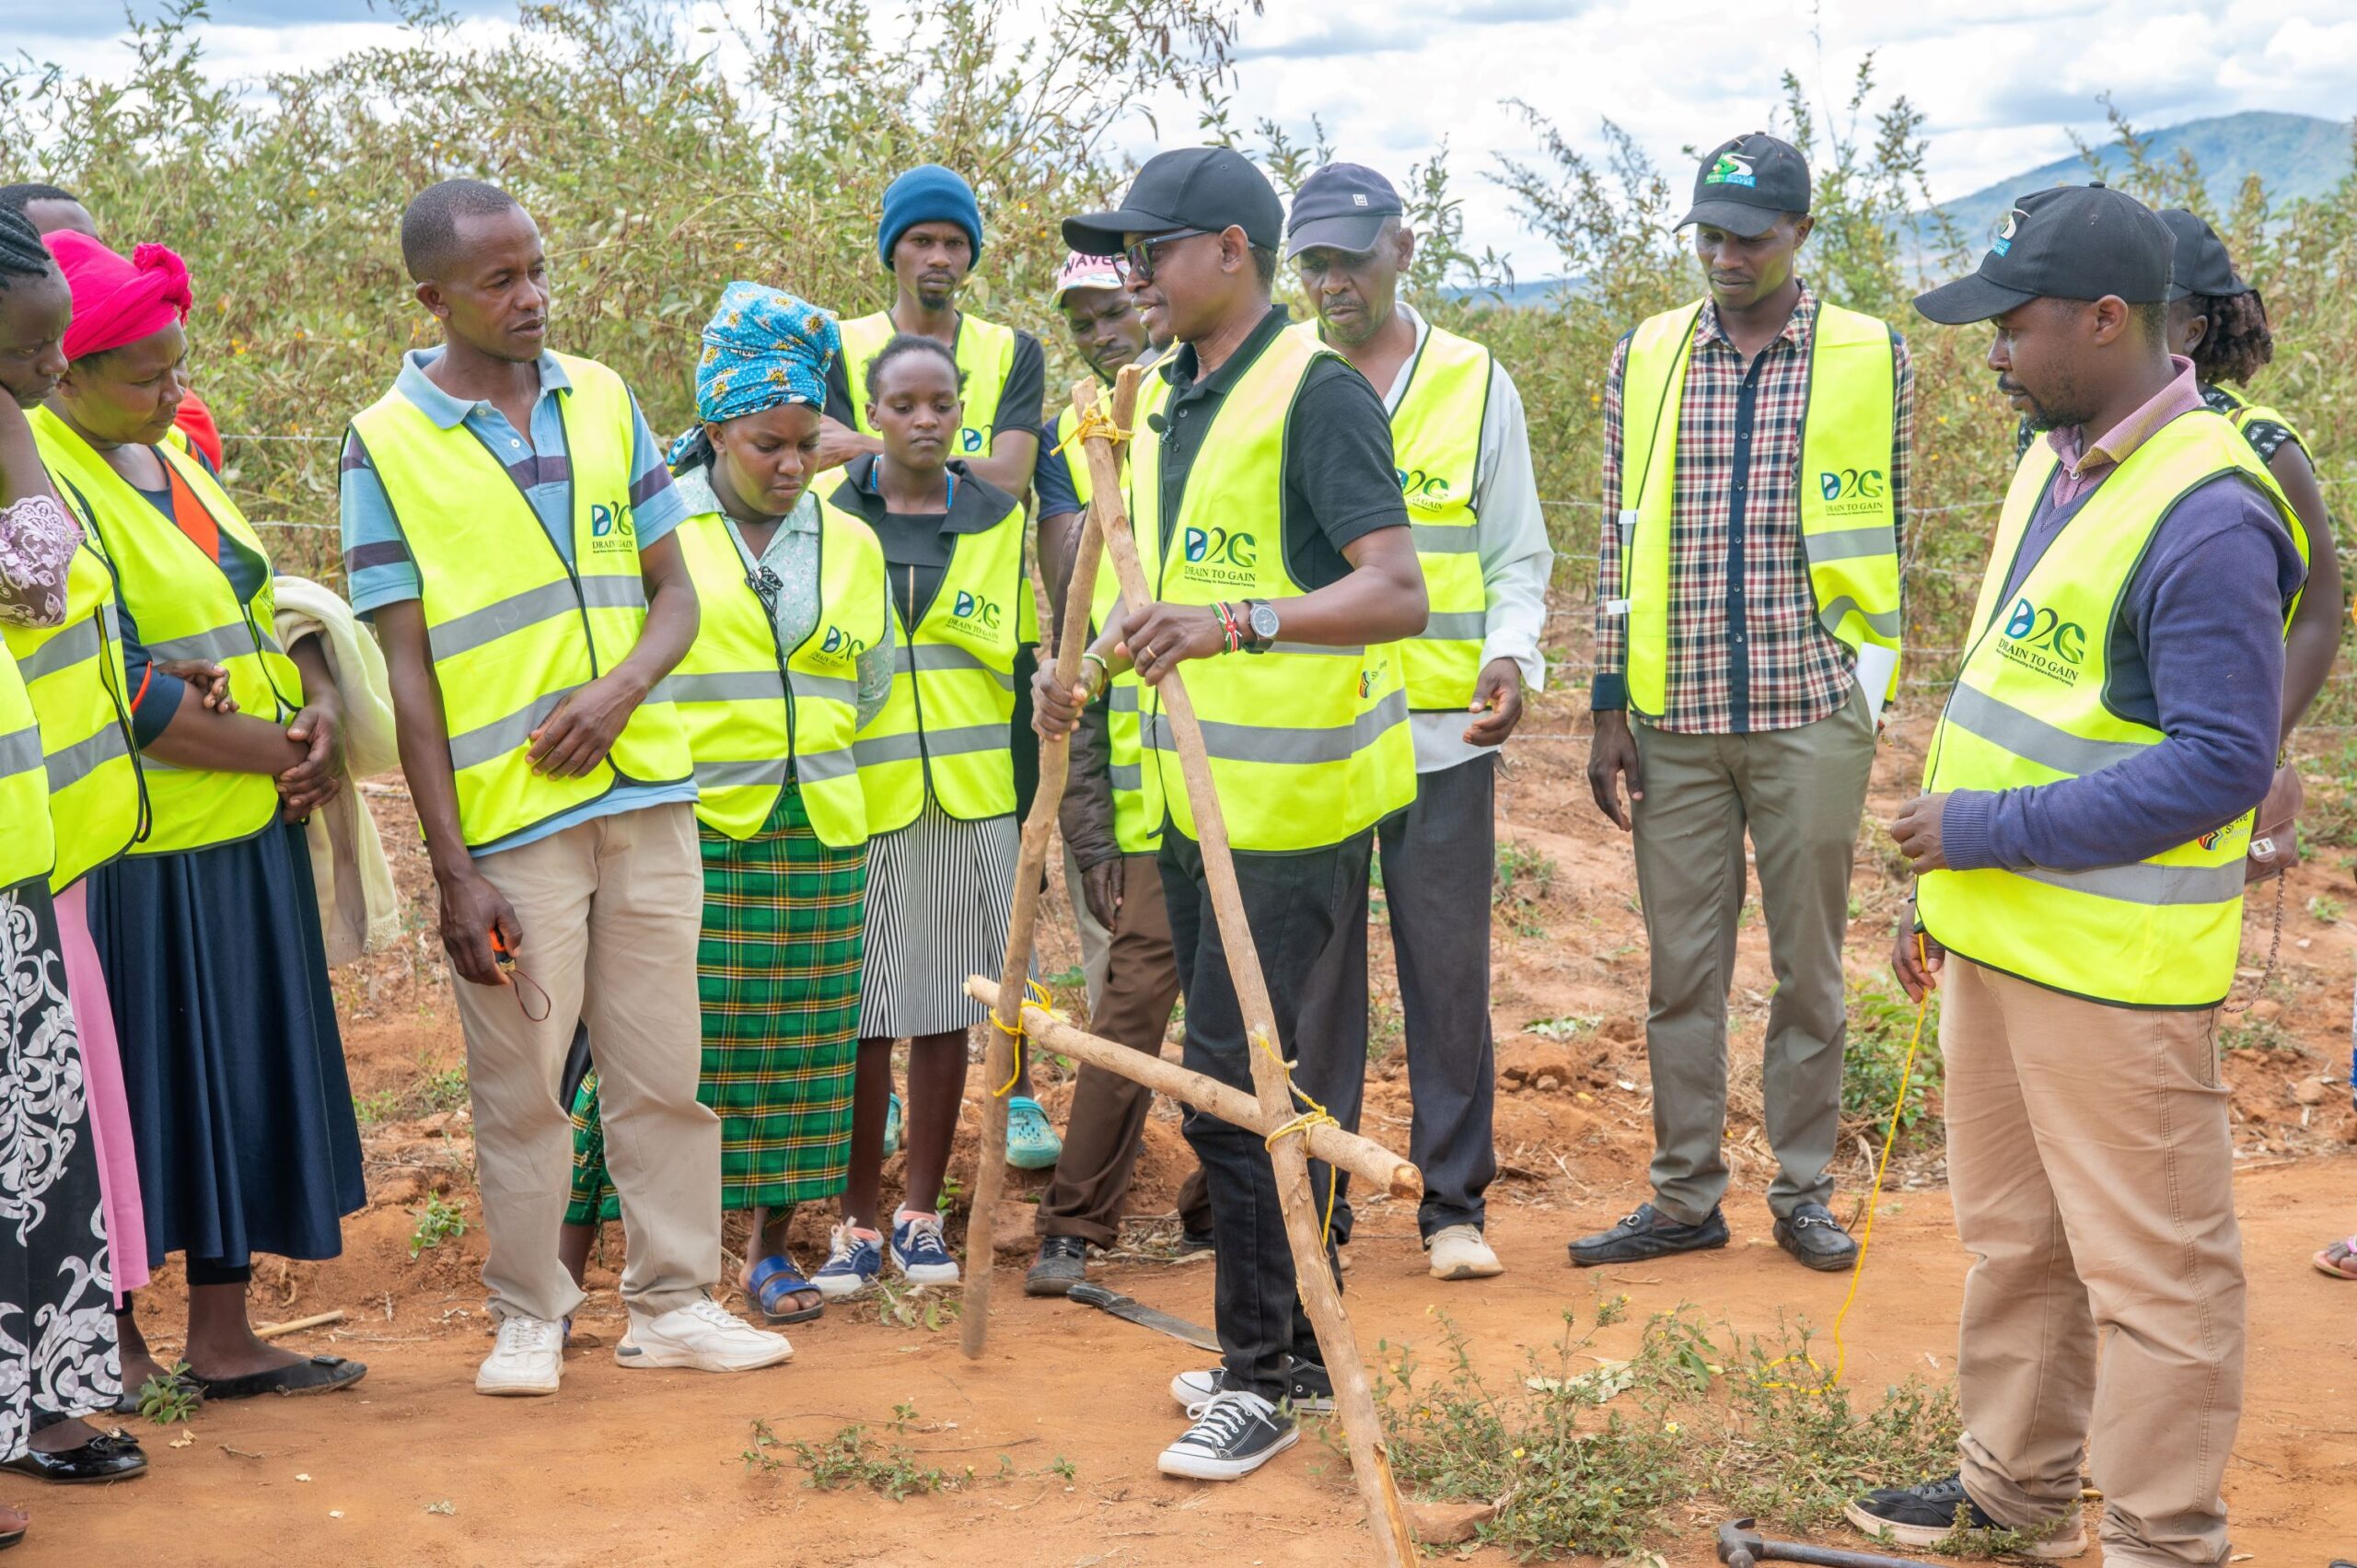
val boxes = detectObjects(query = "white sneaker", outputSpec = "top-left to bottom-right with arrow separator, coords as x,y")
615,1296 -> 793,1373
476,1314 -> 563,1397
1427,1224 -> 1504,1281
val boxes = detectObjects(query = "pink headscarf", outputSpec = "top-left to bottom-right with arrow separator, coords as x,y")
44,230 -> 192,362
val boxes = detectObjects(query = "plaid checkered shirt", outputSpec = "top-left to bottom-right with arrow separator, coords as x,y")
1592,285 -> 1914,734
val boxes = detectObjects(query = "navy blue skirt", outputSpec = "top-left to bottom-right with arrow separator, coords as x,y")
87,819 -> 366,1272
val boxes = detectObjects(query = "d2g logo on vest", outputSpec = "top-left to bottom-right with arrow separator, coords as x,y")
587,502 -> 637,558
1998,596 -> 2085,684
819,624 -> 868,659
1815,467 -> 1886,518
949,591 -> 1001,631
1180,526 -> 1257,588
1397,467 -> 1455,513
959,427 -> 987,454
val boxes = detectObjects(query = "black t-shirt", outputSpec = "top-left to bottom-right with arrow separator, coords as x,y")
823,314 -> 1048,443
1152,305 -> 1407,590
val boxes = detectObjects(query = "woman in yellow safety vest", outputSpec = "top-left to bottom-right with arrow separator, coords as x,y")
560,285 -> 895,1325
0,207 -> 144,1526
809,333 -> 1037,1297
33,232 -> 366,1409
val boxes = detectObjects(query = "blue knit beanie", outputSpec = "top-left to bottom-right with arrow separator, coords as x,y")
877,164 -> 984,267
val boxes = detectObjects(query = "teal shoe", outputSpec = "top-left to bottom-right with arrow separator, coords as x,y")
883,1092 -> 902,1158
1005,1096 -> 1062,1171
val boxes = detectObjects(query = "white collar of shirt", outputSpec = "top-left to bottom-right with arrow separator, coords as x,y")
672,464 -> 819,569
1376,302 -> 1434,414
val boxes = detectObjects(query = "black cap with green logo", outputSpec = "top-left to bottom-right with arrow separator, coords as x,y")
1676,132 -> 1812,238
1913,183 -> 2174,324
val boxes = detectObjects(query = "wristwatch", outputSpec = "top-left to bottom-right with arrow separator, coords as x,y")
1243,598 -> 1280,654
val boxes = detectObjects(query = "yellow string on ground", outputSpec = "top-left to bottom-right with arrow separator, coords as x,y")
1758,933 -> 1933,1394
1255,1032 -> 1343,1249
1048,400 -> 1132,456
991,979 -> 1058,1098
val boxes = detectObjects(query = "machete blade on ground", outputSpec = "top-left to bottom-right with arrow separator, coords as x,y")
1065,1282 -> 1222,1353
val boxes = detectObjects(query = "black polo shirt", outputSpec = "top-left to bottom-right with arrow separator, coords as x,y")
1152,304 -> 1407,590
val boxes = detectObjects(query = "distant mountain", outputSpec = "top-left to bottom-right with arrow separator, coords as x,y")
1919,111 -> 2350,249
1436,275 -> 1581,308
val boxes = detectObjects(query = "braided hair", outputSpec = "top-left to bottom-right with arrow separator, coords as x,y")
0,208 -> 53,293
2187,288 -> 2273,388
864,332 -> 963,399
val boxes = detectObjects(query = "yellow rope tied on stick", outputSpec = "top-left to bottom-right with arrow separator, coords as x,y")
1048,400 -> 1132,457
1758,931 -> 1933,1394
1254,1032 -> 1344,1249
989,979 -> 1059,1098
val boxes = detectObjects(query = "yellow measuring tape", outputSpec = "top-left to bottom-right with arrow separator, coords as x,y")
1759,933 -> 1933,1393
989,979 -> 1059,1098
1254,1032 -> 1344,1249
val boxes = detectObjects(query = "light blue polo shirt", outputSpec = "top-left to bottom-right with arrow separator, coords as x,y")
339,347 -> 697,855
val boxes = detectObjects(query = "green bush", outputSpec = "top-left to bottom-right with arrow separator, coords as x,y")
1843,975 -> 1942,1144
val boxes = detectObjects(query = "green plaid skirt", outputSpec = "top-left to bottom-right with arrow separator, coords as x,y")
567,785 -> 866,1220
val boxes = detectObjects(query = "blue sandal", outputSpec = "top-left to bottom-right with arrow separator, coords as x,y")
747,1254 -> 824,1325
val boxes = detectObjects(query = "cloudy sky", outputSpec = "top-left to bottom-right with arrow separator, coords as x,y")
14,0 -> 2356,269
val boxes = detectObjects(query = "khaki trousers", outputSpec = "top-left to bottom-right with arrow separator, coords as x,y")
1943,956 -> 2244,1566
1630,691 -> 1875,1223
452,803 -> 720,1324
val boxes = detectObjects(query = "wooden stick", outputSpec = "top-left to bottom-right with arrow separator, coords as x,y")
254,1309 -> 345,1342
966,977 -> 1419,1198
961,370 -> 1141,1361
1092,405 -> 1418,1564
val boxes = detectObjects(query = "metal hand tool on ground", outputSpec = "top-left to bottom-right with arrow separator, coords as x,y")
1065,1282 -> 1221,1353
1715,1517 -> 1922,1568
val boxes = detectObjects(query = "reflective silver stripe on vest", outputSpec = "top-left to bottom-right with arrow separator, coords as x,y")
0,723 -> 41,777
853,723 -> 1005,768
45,723 -> 130,789
853,732 -> 923,766
1815,595 -> 1900,640
1802,525 -> 1897,565
1942,684 -> 2149,778
695,757 -> 788,792
148,620 -> 266,665
1110,685 -> 1140,714
795,747 -> 860,784
428,575 -> 647,664
2012,859 -> 2246,907
1411,524 -> 1481,554
788,675 -> 859,708
16,612 -> 108,683
1109,761 -> 1142,792
1145,687 -> 1409,767
894,645 -> 1016,691
1414,610 -> 1488,643
1269,641 -> 1362,659
670,670 -> 785,704
447,685 -> 580,772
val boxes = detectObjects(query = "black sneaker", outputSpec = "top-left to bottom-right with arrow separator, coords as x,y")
1774,1202 -> 1861,1272
1843,1473 -> 2086,1559
1168,1359 -> 1334,1415
1156,1387 -> 1297,1481
1024,1236 -> 1088,1297
1566,1202 -> 1729,1267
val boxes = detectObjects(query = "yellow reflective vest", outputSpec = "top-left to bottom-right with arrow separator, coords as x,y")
838,311 -> 1018,462
827,463 -> 1035,830
1916,412 -> 2306,1008
1617,297 -> 1903,716
345,352 -> 693,851
33,408 -> 301,856
0,493 -> 143,891
1134,328 -> 1414,852
1059,377 -> 1166,854
670,494 -> 887,847
0,645 -> 52,892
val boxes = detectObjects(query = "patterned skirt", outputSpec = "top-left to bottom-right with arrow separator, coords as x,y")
568,785 -> 866,1219
855,797 -> 1018,1040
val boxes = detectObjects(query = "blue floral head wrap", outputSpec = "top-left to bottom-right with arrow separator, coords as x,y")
668,282 -> 840,467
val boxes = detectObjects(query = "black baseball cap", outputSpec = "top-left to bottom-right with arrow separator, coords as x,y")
1284,162 -> 1403,258
1676,133 -> 1810,238
2157,208 -> 2249,300
1064,147 -> 1284,255
1914,183 -> 2174,324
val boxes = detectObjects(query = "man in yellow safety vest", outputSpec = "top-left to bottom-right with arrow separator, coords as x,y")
1573,132 -> 1912,1277
1041,146 -> 1427,1484
1847,183 -> 2306,1565
1282,161 -> 1551,1284
344,179 -> 789,1400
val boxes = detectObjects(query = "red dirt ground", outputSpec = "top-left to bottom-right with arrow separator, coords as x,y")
29,702 -> 2357,1564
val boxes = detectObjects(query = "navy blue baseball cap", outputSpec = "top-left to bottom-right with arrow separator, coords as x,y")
1284,163 -> 1404,258
1914,183 -> 2174,324
2157,208 -> 2249,300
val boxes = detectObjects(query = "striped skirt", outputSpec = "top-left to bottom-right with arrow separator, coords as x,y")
567,785 -> 866,1219
856,796 -> 1018,1040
